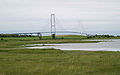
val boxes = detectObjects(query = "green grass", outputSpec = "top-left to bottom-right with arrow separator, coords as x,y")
0,36 -> 100,48
0,36 -> 120,75
0,49 -> 120,75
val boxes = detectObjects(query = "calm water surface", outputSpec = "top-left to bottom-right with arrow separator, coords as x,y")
27,39 -> 120,51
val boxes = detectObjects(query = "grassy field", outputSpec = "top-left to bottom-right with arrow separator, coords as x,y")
0,36 -> 100,48
0,36 -> 120,75
0,49 -> 120,75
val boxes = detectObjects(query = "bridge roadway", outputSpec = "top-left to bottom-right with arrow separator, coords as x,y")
0,31 -> 91,39
15,31 -> 89,35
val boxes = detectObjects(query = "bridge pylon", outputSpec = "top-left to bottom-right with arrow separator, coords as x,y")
51,14 -> 56,39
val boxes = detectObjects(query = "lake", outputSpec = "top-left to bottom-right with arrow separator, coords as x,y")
27,39 -> 120,51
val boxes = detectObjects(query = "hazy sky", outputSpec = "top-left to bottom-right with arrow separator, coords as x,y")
0,0 -> 120,35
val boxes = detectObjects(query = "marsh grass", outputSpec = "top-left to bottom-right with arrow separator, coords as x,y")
0,49 -> 120,75
0,37 -> 100,48
0,36 -> 120,75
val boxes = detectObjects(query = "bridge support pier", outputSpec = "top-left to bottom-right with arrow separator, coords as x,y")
37,33 -> 42,40
52,34 -> 55,39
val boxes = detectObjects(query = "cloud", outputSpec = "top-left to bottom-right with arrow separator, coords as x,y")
0,0 -> 120,34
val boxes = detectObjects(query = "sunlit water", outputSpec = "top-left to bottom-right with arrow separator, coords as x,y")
26,39 -> 120,51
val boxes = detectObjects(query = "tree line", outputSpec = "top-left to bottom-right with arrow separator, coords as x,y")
0,34 -> 34,37
86,34 -> 120,39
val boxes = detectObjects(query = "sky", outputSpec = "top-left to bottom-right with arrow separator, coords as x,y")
0,0 -> 120,35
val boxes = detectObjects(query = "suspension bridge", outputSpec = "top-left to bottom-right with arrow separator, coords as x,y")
1,14 -> 90,39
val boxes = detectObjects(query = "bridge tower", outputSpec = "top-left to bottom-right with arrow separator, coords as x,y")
51,14 -> 56,39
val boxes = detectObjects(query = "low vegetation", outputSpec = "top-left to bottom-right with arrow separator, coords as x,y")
0,35 -> 120,75
0,49 -> 120,75
0,36 -> 100,48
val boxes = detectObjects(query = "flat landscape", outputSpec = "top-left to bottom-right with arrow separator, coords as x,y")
1,0 -> 120,75
0,35 -> 120,75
